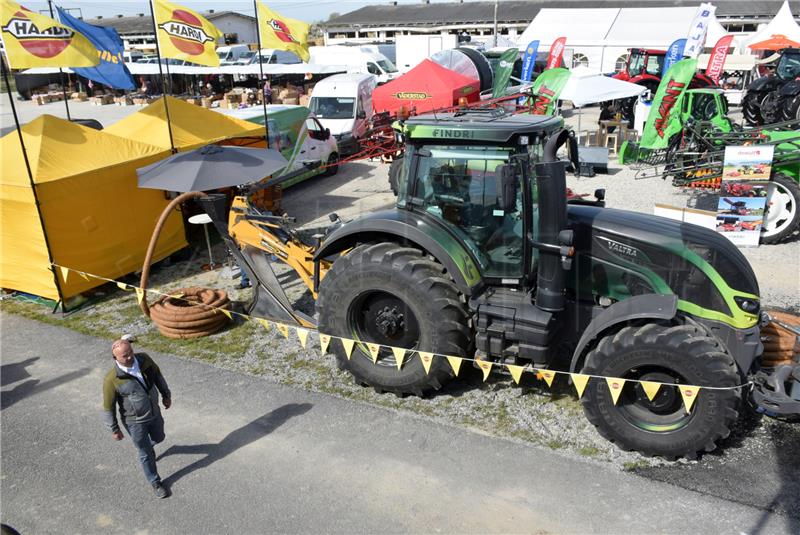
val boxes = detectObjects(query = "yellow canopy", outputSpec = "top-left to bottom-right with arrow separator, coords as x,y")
104,96 -> 266,151
0,115 -> 187,302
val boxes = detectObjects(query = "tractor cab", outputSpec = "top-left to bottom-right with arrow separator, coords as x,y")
680,88 -> 733,132
614,48 -> 665,81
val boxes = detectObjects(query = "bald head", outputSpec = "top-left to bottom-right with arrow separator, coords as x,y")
112,339 -> 134,366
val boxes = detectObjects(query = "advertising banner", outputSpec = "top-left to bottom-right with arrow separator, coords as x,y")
706,35 -> 734,83
662,38 -> 686,76
640,58 -> 697,150
545,37 -> 566,70
683,3 -> 716,58
257,1 -> 311,62
492,48 -> 519,98
520,40 -> 540,82
529,68 -> 570,115
716,145 -> 774,247
153,0 -> 223,67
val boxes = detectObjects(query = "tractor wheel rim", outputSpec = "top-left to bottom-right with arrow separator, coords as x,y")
618,367 -> 694,432
762,181 -> 796,237
348,289 -> 420,367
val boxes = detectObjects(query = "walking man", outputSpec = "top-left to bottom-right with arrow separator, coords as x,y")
103,339 -> 172,498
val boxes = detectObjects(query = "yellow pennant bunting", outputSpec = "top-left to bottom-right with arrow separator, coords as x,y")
447,356 -> 463,376
277,323 -> 289,339
59,265 -> 70,282
506,364 -> 525,385
476,359 -> 493,382
418,352 -> 434,375
640,381 -> 662,402
296,328 -> 309,348
539,370 -> 556,388
570,373 -> 590,398
318,333 -> 331,354
257,318 -> 271,331
392,347 -> 406,370
341,338 -> 355,360
135,287 -> 145,305
116,282 -> 129,291
79,271 -> 91,281
367,343 -> 381,363
605,378 -> 626,405
679,385 -> 700,412
220,308 -> 232,320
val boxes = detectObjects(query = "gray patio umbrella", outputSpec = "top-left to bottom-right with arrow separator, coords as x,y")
137,144 -> 288,192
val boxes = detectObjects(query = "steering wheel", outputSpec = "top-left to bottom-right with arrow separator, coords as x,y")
434,193 -> 465,206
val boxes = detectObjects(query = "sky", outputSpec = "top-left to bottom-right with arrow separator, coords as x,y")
20,0 -> 487,24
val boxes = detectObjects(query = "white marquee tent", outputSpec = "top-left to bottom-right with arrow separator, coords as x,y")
740,1 -> 800,52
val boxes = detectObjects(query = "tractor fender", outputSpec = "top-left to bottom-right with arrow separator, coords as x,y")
747,75 -> 780,93
314,209 -> 482,294
568,294 -> 678,372
778,79 -> 800,97
628,74 -> 660,86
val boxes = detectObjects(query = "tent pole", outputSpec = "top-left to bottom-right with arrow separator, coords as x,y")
1,57 -> 67,311
48,0 -> 72,121
148,0 -> 177,154
253,0 -> 270,149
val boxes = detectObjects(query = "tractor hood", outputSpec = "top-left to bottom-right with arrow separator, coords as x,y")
567,204 -> 761,329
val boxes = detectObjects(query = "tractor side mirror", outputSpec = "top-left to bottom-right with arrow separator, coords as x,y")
324,128 -> 331,140
357,110 -> 367,119
496,163 -> 517,212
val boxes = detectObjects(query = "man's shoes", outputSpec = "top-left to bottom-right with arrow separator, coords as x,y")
152,481 -> 169,499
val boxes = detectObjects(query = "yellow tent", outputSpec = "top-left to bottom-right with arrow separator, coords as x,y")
104,96 -> 266,151
0,115 -> 186,302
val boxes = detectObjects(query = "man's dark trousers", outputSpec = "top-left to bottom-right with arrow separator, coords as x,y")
125,415 -> 165,484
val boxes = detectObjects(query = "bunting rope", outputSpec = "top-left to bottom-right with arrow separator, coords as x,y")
50,263 -> 759,412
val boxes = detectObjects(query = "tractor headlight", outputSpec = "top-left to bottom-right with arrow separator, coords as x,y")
734,296 -> 760,314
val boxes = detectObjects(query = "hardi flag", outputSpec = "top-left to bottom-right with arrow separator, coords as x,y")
257,2 -> 310,63
56,7 -> 135,90
153,0 -> 222,66
0,1 -> 99,68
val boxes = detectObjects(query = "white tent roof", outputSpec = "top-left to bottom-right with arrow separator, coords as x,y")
559,66 -> 646,107
604,7 -> 698,47
740,1 -> 800,50
516,8 -> 620,48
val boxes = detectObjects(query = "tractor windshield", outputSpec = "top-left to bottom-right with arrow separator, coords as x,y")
628,51 -> 645,75
411,145 -> 527,279
776,51 -> 800,80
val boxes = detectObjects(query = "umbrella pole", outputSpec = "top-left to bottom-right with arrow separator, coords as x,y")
253,0 -> 270,149
48,0 -> 71,121
1,57 -> 66,311
148,0 -> 177,154
578,106 -> 582,144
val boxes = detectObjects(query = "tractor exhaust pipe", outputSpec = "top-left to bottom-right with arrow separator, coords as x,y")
533,129 -> 574,312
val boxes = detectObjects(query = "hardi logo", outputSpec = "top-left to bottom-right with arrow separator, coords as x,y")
158,10 -> 214,55
393,92 -> 430,100
2,10 -> 75,59
269,18 -> 298,43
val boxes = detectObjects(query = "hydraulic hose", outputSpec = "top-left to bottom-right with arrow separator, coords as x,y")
139,191 -> 231,339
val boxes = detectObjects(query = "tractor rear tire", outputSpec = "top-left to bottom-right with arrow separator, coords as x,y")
742,92 -> 763,126
316,243 -> 472,396
781,94 -> 800,122
581,322 -> 740,460
760,91 -> 782,124
388,157 -> 403,196
761,174 -> 800,244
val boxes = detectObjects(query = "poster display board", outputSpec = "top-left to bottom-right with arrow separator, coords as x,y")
715,145 -> 773,247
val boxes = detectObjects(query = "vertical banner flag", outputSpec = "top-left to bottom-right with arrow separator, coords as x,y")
491,47 -> 519,98
0,1 -> 99,68
662,38 -> 686,76
257,2 -> 310,62
545,37 -> 566,70
640,58 -> 697,149
706,35 -> 734,83
529,68 -> 570,115
153,0 -> 222,66
56,7 -> 135,90
520,40 -> 540,82
683,3 -> 716,58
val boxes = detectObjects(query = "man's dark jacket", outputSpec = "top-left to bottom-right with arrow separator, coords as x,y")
103,353 -> 171,432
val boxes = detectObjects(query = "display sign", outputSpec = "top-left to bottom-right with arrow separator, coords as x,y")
716,145 -> 773,247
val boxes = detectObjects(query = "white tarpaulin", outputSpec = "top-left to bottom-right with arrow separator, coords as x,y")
740,1 -> 800,52
22,63 -> 346,76
559,66 -> 646,107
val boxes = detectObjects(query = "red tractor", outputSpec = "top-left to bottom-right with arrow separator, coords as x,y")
612,48 -> 716,122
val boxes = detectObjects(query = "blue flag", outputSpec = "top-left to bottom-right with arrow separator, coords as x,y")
662,38 -> 687,77
56,7 -> 135,90
520,40 -> 540,83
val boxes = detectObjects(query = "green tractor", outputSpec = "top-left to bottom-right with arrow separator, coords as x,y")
299,109 -> 795,459
621,87 -> 800,244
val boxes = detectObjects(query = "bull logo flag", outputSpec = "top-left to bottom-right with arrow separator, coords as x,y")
257,2 -> 310,62
0,1 -> 99,68
153,0 -> 222,66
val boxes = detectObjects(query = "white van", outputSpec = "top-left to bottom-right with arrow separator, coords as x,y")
217,44 -> 252,65
308,73 -> 377,156
309,46 -> 399,84
248,48 -> 302,66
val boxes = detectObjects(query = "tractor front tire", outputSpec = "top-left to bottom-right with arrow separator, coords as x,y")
316,243 -> 471,396
742,92 -> 763,126
761,174 -> 800,244
581,322 -> 740,460
781,94 -> 800,122
388,157 -> 403,196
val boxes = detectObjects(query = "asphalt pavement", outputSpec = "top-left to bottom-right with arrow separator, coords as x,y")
1,313 -> 796,534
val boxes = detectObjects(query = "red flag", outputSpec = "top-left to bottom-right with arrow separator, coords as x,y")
706,35 -> 734,83
545,37 -> 566,70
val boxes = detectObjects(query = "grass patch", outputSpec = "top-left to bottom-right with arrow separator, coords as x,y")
578,446 -> 599,457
